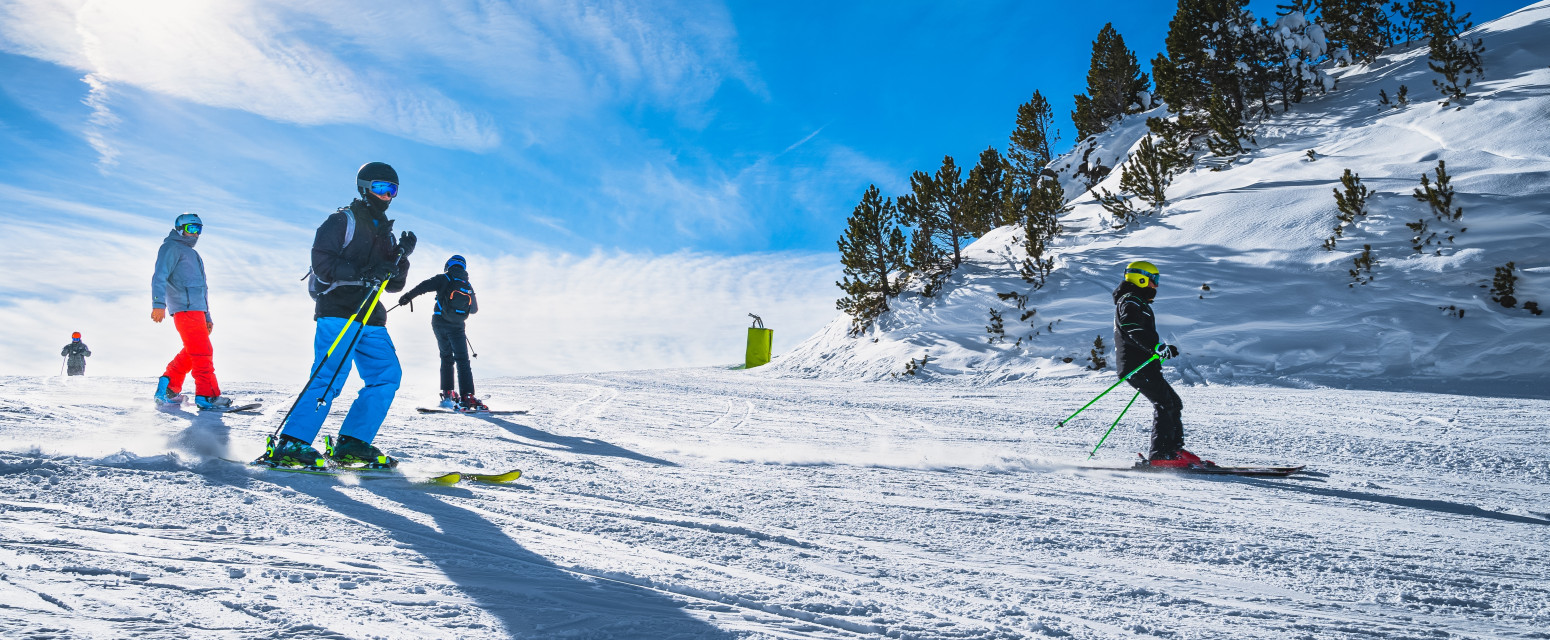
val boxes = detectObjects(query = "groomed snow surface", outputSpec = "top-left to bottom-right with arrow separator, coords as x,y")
1,372 -> 1547,639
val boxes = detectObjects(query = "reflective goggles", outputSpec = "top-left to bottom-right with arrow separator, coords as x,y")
181,223 -> 203,235
363,180 -> 398,198
1125,268 -> 1159,284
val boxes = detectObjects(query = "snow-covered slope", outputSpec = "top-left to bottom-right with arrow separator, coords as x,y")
769,3 -> 1550,393
2,372 -> 1547,638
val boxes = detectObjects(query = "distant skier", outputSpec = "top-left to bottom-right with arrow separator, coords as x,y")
61,332 -> 91,376
261,162 -> 416,468
151,213 -> 230,410
398,254 -> 486,411
1113,260 -> 1212,468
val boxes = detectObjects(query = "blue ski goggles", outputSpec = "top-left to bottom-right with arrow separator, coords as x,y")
181,223 -> 203,235
1125,268 -> 1158,284
359,179 -> 398,198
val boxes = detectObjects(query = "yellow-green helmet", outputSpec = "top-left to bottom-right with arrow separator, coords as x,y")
1124,260 -> 1159,288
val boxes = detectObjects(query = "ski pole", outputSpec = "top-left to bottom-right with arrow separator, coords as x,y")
59,357 -> 66,377
1055,353 -> 1160,428
272,281 -> 384,438
466,336 -> 477,358
311,278 -> 392,408
1089,388 -> 1143,459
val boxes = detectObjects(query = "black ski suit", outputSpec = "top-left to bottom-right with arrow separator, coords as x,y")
399,265 -> 478,395
61,341 -> 91,376
1112,282 -> 1183,457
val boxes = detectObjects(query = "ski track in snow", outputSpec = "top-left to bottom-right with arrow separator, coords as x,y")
1,372 -> 1547,639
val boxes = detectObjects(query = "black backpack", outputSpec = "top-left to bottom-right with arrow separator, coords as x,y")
440,275 -> 475,317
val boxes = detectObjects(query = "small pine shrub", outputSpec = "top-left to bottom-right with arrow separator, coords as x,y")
997,291 -> 1029,310
1397,84 -> 1410,106
902,353 -> 932,376
986,308 -> 1006,344
1326,169 -> 1371,250
1412,160 -> 1463,222
1379,89 -> 1391,107
1088,335 -> 1108,370
1305,149 -> 1317,162
1349,244 -> 1378,286
1525,301 -> 1543,316
1439,304 -> 1465,319
1490,262 -> 1517,308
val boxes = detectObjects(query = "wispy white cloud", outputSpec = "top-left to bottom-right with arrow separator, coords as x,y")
0,0 -> 756,150
78,72 -> 117,166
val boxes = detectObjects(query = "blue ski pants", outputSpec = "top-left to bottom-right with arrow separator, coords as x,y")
280,317 -> 401,445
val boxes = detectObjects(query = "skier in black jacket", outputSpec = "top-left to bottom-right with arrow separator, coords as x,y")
1112,260 -> 1212,469
398,255 -> 485,411
61,332 -> 91,376
262,162 -> 417,469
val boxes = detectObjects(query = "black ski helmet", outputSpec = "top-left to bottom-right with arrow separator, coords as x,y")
356,162 -> 399,199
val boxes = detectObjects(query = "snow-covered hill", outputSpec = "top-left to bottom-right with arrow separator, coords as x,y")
2,372 -> 1547,638
768,2 -> 1550,394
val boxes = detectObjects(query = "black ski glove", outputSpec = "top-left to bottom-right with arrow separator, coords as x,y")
397,294 -> 412,307
398,231 -> 417,257
366,263 -> 397,284
1154,343 -> 1179,359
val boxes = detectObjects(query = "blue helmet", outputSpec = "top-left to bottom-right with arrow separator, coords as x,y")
445,255 -> 467,272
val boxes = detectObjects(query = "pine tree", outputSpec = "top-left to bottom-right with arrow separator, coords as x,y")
897,172 -> 949,295
897,157 -> 977,294
1322,0 -> 1394,64
1152,0 -> 1256,116
835,185 -> 908,336
1072,24 -> 1152,140
1006,91 -> 1056,190
963,147 -> 1006,236
1119,135 -> 1192,214
1206,89 -> 1254,158
1413,0 -> 1483,105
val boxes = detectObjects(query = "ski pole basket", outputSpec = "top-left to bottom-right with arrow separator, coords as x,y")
745,313 -> 773,369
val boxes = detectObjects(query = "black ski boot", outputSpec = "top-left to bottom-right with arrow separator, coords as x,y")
325,434 -> 397,469
256,435 -> 326,469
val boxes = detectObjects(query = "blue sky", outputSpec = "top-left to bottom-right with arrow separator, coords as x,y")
0,0 -> 1527,258
0,0 -> 1532,380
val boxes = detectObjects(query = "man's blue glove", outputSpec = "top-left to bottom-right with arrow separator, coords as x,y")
1154,343 -> 1179,359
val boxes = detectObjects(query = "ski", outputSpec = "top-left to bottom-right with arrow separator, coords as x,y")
415,407 -> 528,415
227,458 -> 520,485
1078,463 -> 1306,477
202,403 -> 262,413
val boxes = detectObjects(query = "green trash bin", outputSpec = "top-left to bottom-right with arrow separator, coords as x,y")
745,314 -> 773,369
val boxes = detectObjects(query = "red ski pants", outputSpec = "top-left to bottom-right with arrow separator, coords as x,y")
162,311 -> 220,397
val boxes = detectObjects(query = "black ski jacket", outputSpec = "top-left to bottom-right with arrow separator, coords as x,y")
1112,282 -> 1161,374
61,341 -> 91,374
311,199 -> 410,326
400,265 -> 478,325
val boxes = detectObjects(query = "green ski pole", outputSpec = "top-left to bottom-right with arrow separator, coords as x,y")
1055,353 -> 1160,428
1089,388 -> 1143,459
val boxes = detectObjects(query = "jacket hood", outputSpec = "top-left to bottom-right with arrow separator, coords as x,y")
1112,281 -> 1155,303
445,264 -> 469,280
167,228 -> 198,248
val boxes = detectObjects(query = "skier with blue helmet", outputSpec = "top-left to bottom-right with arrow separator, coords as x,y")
398,254 -> 484,411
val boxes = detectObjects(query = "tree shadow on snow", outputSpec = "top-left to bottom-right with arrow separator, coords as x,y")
1202,475 -> 1549,526
473,415 -> 679,467
289,481 -> 731,637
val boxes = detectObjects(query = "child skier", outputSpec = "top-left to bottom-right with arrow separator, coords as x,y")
1112,260 -> 1212,468
261,162 -> 416,469
151,213 -> 230,410
398,255 -> 484,411
61,332 -> 91,376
